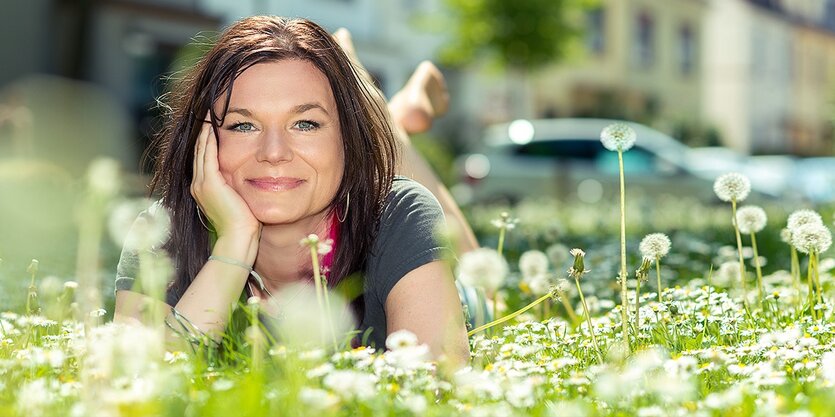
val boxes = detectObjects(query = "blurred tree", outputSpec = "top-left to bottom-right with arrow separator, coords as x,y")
439,0 -> 596,71
672,121 -> 723,148
433,0 -> 597,119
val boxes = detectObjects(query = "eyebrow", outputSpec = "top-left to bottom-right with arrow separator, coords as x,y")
226,103 -> 330,118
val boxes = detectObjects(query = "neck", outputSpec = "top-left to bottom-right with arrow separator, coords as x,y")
252,210 -> 333,291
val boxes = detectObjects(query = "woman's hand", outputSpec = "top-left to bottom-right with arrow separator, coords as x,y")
191,115 -> 261,240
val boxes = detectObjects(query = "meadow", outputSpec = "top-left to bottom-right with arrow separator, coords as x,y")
1,124 -> 834,417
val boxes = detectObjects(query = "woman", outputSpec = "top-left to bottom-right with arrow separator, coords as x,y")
114,16 -> 472,364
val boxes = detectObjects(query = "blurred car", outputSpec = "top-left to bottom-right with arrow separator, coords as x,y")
686,146 -> 749,180
793,157 -> 835,204
687,148 -> 798,200
743,155 -> 798,200
455,118 -> 770,205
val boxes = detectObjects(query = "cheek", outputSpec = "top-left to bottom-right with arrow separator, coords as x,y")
216,142 -> 239,182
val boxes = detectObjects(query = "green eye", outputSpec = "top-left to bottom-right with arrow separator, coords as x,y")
230,122 -> 255,132
296,120 -> 320,132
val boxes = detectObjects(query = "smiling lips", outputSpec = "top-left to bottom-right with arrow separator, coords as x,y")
246,177 -> 305,191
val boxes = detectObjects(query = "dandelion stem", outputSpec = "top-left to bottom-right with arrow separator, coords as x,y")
806,254 -> 817,320
655,258 -> 663,304
750,232 -> 764,308
467,292 -> 552,337
248,303 -> 263,372
731,199 -> 748,308
492,293 -> 498,327
310,246 -> 338,350
554,286 -> 580,326
575,278 -> 604,362
634,277 -> 641,342
617,149 -> 630,352
497,226 -> 506,258
812,251 -> 823,310
26,262 -> 37,316
493,224 -> 508,322
790,247 -> 801,309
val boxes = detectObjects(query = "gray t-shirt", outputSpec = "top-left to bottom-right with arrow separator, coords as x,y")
115,177 -> 449,350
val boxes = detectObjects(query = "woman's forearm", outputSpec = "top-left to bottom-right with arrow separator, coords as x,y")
172,230 -> 259,340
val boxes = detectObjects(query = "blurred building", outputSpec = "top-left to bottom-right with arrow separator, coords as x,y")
0,0 -> 221,179
784,0 -> 835,155
4,0 -> 835,161
532,0 -> 707,144
492,0 -> 835,155
703,0 -> 835,155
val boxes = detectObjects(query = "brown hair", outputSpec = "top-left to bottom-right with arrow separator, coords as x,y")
144,16 -> 399,304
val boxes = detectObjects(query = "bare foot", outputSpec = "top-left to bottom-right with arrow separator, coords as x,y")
389,61 -> 450,134
333,29 -> 448,134
333,28 -> 358,63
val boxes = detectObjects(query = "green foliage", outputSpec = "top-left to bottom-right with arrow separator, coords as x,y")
439,0 -> 596,70
410,133 -> 458,186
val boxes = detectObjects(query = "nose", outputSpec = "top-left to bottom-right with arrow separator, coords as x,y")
255,128 -> 294,164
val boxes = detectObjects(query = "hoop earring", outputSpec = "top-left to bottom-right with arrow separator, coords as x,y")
337,192 -> 350,223
196,205 -> 213,231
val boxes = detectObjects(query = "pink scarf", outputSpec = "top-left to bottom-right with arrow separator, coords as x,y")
321,211 -> 340,286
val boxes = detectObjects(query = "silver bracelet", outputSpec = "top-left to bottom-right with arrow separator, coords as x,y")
208,255 -> 252,271
207,255 -> 269,295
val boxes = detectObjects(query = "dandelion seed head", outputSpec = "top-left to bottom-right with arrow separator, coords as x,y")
317,239 -> 333,255
87,158 -> 121,196
791,223 -> 832,254
519,250 -> 549,279
456,248 -> 508,292
713,172 -> 751,202
715,261 -> 741,287
554,278 -> 572,293
109,199 -> 172,251
736,205 -> 767,234
525,273 -> 553,296
490,211 -> 519,230
27,259 -> 39,274
639,233 -> 671,260
269,283 -> 355,349
545,243 -> 569,268
300,234 -> 320,246
600,123 -> 637,152
787,209 -> 823,232
780,228 -> 792,244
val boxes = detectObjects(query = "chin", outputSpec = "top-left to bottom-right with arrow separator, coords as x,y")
247,201 -> 299,225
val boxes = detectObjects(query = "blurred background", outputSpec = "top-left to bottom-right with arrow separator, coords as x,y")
1,0 -> 834,310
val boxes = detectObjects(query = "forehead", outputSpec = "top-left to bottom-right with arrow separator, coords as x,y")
222,59 -> 336,114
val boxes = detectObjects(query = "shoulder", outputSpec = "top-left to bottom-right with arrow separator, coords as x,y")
364,177 -> 448,300
379,176 -> 443,222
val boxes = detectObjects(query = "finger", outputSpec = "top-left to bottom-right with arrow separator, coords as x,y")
204,121 -> 219,177
192,126 -> 199,185
194,117 -> 211,185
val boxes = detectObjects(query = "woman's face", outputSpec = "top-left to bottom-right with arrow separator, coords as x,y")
213,59 -> 345,225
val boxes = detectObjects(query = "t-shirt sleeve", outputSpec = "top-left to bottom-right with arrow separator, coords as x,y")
365,179 -> 451,306
114,200 -> 170,294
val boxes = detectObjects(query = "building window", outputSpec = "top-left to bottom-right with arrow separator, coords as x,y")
586,8 -> 605,54
678,24 -> 696,75
633,11 -> 655,69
